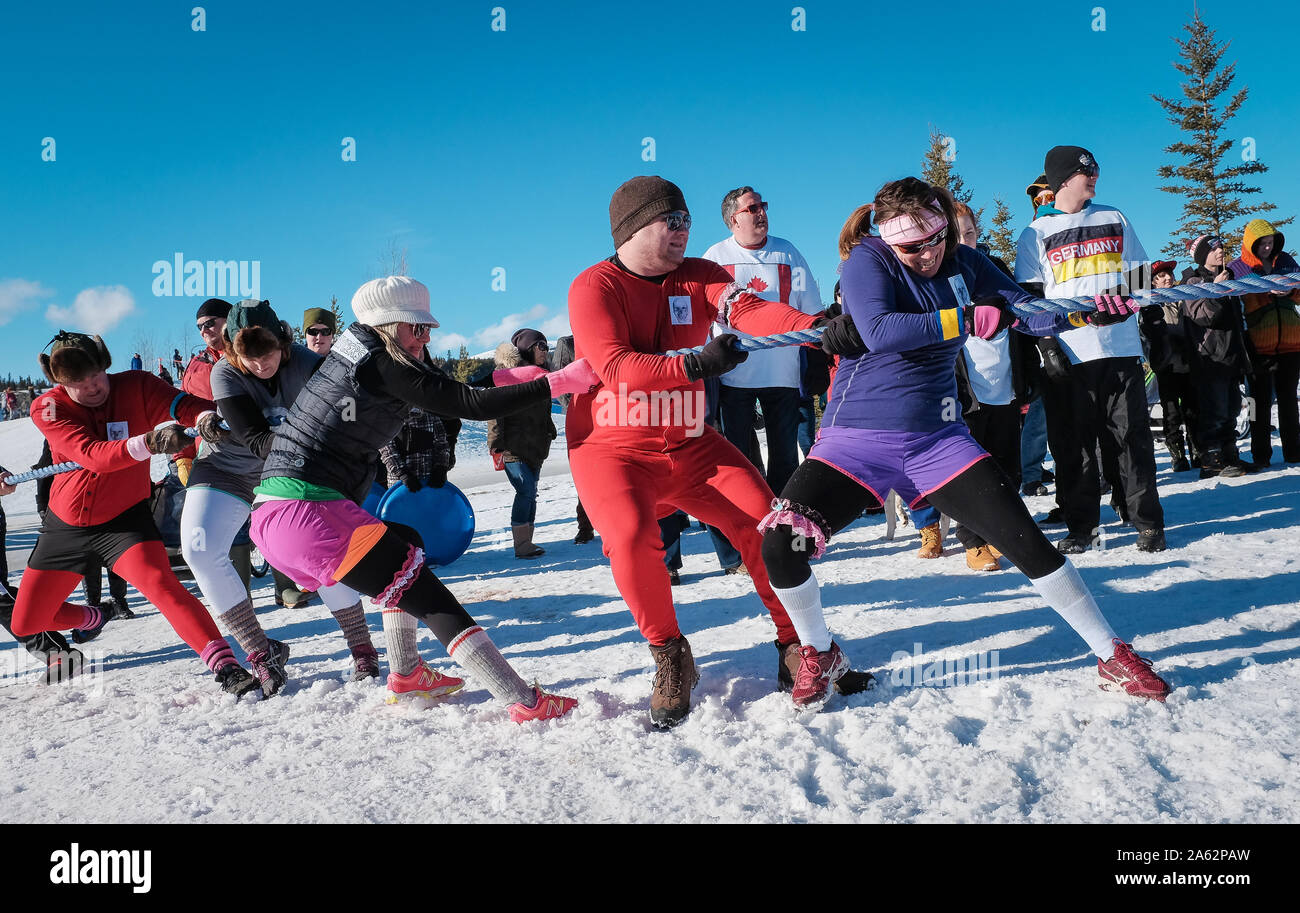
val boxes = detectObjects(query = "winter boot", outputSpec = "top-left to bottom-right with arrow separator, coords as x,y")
1097,640 -> 1170,701
512,524 -> 545,559
965,545 -> 1000,572
215,663 -> 261,699
917,523 -> 943,559
791,642 -> 849,712
648,635 -> 699,729
1165,428 -> 1189,472
1135,529 -> 1167,553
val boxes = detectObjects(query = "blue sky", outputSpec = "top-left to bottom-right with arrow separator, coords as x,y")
1,0 -> 1293,377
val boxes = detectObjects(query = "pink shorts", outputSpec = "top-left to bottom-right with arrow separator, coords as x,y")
249,499 -> 387,591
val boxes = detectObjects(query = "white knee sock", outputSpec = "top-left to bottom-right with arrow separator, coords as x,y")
447,625 -> 534,706
770,573 -> 832,651
1031,560 -> 1119,660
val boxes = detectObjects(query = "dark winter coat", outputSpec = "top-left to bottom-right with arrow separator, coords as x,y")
482,342 -> 555,470
1180,265 -> 1252,374
262,324 -> 414,503
1138,301 -> 1195,374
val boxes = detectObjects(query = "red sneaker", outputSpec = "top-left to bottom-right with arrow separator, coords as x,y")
791,642 -> 848,712
385,660 -> 464,704
508,686 -> 577,723
1098,640 -> 1170,702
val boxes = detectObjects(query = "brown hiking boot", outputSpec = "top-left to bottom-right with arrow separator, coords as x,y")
648,635 -> 699,729
917,523 -> 943,559
965,545 -> 1000,572
776,639 -> 802,692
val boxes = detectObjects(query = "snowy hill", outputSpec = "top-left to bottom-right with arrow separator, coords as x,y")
2,414 -> 1298,823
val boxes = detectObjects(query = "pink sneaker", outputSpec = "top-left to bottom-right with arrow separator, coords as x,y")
385,660 -> 464,704
508,686 -> 577,723
1098,640 -> 1170,702
791,642 -> 848,712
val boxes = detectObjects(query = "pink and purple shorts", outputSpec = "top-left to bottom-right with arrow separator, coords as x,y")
808,424 -> 989,509
249,498 -> 388,592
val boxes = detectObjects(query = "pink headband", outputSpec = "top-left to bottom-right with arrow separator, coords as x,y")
877,205 -> 948,245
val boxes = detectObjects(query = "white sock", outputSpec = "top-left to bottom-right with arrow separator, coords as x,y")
770,573 -> 832,651
381,605 -> 421,676
1031,560 -> 1119,660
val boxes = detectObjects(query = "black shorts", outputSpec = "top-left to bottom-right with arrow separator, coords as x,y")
27,501 -> 162,574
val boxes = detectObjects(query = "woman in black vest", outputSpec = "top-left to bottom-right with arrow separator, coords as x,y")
250,277 -> 598,722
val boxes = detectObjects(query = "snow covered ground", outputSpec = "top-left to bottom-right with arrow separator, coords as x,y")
1,414 -> 1297,824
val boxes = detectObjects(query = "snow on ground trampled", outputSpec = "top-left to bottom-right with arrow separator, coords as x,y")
1,416 -> 1297,823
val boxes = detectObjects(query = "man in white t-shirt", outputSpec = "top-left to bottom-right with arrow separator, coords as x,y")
1015,146 -> 1166,553
704,187 -> 823,494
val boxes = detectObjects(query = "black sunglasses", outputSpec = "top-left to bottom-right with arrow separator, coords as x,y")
305,327 -> 334,337
197,318 -> 221,333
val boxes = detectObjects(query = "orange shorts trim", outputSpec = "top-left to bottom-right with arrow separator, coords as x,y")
332,522 -> 389,581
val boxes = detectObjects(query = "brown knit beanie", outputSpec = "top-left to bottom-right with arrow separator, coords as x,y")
39,331 -> 113,385
609,176 -> 689,248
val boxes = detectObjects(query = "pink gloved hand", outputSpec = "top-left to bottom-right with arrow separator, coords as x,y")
963,296 -> 1020,340
1088,294 -> 1140,326
546,358 -> 600,396
492,365 -> 547,386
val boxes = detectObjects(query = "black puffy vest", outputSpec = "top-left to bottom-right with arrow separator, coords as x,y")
261,325 -> 411,502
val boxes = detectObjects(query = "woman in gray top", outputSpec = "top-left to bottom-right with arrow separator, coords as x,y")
180,299 -> 379,697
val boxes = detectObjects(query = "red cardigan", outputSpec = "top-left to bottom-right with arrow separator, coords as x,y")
33,370 -> 214,526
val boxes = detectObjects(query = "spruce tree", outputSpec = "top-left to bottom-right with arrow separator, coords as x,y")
986,198 -> 1017,269
920,125 -> 982,233
1153,9 -> 1285,258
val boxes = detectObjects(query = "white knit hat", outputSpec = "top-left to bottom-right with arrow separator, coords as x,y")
350,276 -> 440,328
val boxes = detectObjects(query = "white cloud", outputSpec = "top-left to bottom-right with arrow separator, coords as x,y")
470,303 -> 550,350
46,285 -> 136,335
428,331 -> 470,355
0,278 -> 53,326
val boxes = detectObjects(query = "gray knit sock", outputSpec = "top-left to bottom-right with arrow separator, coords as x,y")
381,606 -> 421,676
332,601 -> 376,656
1031,559 -> 1119,660
217,597 -> 270,656
446,625 -> 534,705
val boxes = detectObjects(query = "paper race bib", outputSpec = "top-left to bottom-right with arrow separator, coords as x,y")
948,274 -> 972,309
668,296 -> 693,326
106,421 -> 130,441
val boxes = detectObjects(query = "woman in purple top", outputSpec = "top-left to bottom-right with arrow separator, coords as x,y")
758,177 -> 1171,711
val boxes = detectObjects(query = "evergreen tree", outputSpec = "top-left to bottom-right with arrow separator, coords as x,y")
986,198 -> 1017,269
921,126 -> 973,204
1153,10 -> 1286,258
453,345 -> 474,383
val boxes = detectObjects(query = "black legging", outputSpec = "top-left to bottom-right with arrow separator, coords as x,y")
762,456 -> 1065,589
337,523 -> 475,645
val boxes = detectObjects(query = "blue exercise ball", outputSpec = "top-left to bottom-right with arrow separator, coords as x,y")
376,482 -> 476,567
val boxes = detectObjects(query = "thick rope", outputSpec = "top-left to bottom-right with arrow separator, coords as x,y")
0,418 -> 277,485
662,270 -> 1300,356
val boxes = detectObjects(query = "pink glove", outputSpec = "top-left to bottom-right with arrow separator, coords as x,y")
1088,294 -> 1140,326
492,365 -> 547,386
546,358 -> 600,397
962,296 -> 1019,340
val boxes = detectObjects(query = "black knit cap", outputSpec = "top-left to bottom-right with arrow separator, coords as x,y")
511,328 -> 547,353
609,176 -> 689,247
1044,146 -> 1099,192
196,298 -> 233,320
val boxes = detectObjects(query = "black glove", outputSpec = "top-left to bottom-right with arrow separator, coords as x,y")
682,333 -> 748,381
144,424 -> 191,456
817,314 -> 869,358
428,466 -> 448,488
194,412 -> 230,444
400,473 -> 423,493
1036,337 -> 1071,383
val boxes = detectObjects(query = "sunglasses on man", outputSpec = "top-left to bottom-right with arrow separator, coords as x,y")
305,326 -> 334,337
736,201 -> 769,216
661,211 -> 691,232
197,318 -> 221,333
895,226 -> 948,255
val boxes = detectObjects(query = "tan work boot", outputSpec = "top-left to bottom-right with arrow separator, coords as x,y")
512,523 -> 545,559
965,545 -> 1000,571
648,635 -> 700,729
917,523 -> 943,559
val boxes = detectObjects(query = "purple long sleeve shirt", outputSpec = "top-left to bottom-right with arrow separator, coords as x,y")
824,237 -> 1070,432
